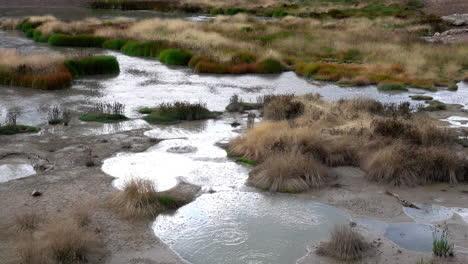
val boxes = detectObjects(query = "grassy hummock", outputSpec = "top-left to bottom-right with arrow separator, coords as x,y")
64,56 -> 120,77
423,100 -> 447,111
410,95 -> 433,101
158,49 -> 193,66
225,102 -> 262,112
377,82 -> 408,91
48,34 -> 108,47
121,40 -> 168,57
79,113 -> 128,123
139,102 -> 222,125
102,38 -> 128,50
0,125 -> 40,135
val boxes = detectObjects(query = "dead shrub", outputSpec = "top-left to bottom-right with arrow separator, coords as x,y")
316,224 -> 370,261
248,151 -> 332,192
263,95 -> 304,120
365,143 -> 466,186
15,212 -> 42,232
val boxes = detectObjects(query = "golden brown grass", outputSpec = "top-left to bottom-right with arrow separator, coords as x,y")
229,95 -> 466,188
15,213 -> 102,264
0,49 -> 66,74
9,13 -> 466,85
249,151 -> 332,192
316,224 -> 370,261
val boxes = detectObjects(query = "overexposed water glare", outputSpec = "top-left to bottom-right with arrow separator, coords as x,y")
0,164 -> 36,182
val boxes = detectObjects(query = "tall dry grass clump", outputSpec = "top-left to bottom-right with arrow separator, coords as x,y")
229,95 -> 467,188
0,49 -> 65,73
249,151 -> 332,192
108,178 -> 163,219
317,224 -> 370,261
14,212 -> 42,232
15,212 -> 102,264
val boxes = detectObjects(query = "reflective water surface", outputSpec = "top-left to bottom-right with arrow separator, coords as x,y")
0,164 -> 36,182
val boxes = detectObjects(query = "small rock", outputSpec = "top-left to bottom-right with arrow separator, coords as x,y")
31,190 -> 42,197
397,249 -> 402,254
349,221 -> 357,227
230,121 -> 241,127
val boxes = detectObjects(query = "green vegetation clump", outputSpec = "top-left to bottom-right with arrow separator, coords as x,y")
257,58 -> 285,73
121,40 -> 168,57
0,125 -> 40,135
225,94 -> 261,112
16,19 -> 42,33
32,30 -> 49,42
448,84 -> 458,91
64,56 -> 120,77
432,228 -> 454,257
48,34 -> 108,47
79,113 -> 127,123
377,83 -> 408,91
140,102 -> 221,125
424,100 -> 446,111
236,157 -> 257,166
102,38 -> 128,50
158,49 -> 193,66
410,95 -> 433,101
157,195 -> 179,209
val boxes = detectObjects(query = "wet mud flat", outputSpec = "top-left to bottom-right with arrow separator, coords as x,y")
0,125 -> 187,264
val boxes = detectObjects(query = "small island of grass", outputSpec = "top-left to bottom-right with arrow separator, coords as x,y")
0,125 -> 40,135
410,95 -> 433,101
139,102 -> 222,125
79,102 -> 128,123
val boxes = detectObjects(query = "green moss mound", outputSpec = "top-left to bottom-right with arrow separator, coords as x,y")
0,125 -> 40,135
102,38 -> 128,50
410,95 -> 433,101
424,100 -> 446,111
448,84 -> 458,91
158,49 -> 193,66
121,40 -> 168,57
17,19 -> 42,33
157,195 -> 179,209
32,30 -> 49,43
235,157 -> 257,166
64,56 -> 120,77
140,102 -> 222,125
257,58 -> 285,73
48,34 -> 108,47
377,83 -> 408,91
79,113 -> 128,123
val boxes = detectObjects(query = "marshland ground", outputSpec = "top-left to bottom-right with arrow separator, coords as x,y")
1,0 -> 468,263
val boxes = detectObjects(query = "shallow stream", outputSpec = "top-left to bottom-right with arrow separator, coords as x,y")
1,24 -> 468,263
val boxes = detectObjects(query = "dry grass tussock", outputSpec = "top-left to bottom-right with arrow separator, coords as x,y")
229,95 -> 466,188
19,13 -> 467,83
15,208 -> 102,264
317,224 -> 370,261
107,178 -> 188,219
0,49 -> 66,74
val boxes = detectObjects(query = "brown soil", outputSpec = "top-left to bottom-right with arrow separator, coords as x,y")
0,127 -> 191,264
423,0 -> 468,16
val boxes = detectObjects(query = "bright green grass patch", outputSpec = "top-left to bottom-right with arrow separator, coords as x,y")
121,40 -> 168,57
235,157 -> 257,166
79,113 -> 128,123
377,83 -> 408,91
102,38 -> 128,50
410,95 -> 433,101
158,49 -> 193,66
0,125 -> 40,135
48,34 -> 108,47
448,84 -> 458,91
16,19 -> 42,33
32,30 -> 49,43
64,56 -> 120,77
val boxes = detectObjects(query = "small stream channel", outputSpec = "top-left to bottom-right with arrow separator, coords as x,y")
1,24 -> 468,263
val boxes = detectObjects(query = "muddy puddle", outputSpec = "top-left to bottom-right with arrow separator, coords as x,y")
153,191 -> 349,264
0,163 -> 36,182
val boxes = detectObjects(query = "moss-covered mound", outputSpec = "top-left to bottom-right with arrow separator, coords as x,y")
257,58 -> 285,73
102,38 -> 128,50
377,82 -> 408,91
64,56 -> 120,77
410,95 -> 433,101
0,125 -> 40,135
121,40 -> 168,57
139,102 -> 222,124
48,34 -> 108,47
158,49 -> 193,66
225,102 -> 262,112
423,100 -> 446,111
79,113 -> 128,123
